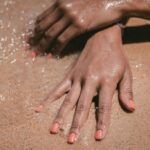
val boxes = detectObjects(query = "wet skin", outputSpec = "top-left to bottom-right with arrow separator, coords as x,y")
28,0 -> 150,55
35,25 -> 135,144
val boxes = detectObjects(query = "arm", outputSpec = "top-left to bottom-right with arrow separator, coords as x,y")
28,0 -> 150,56
125,0 -> 150,19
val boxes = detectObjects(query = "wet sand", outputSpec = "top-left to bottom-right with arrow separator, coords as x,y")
0,0 -> 150,150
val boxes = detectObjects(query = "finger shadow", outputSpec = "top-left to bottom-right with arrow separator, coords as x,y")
61,24 -> 150,57
61,31 -> 92,57
92,93 -> 133,120
92,96 -> 99,122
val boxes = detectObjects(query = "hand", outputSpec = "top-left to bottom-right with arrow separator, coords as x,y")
29,0 -> 129,55
35,25 -> 135,144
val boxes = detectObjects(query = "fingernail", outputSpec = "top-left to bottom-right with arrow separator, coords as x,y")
95,130 -> 103,141
129,100 -> 135,111
50,123 -> 60,134
31,51 -> 38,58
67,133 -> 77,144
47,53 -> 53,59
35,105 -> 44,113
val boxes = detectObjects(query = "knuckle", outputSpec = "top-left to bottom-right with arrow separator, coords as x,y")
97,119 -> 105,127
128,90 -> 133,97
84,67 -> 93,78
64,2 -> 73,10
75,18 -> 87,32
97,118 -> 107,131
76,104 -> 86,112
58,0 -> 74,11
70,10 -> 78,18
120,87 -> 133,99
55,113 -> 63,122
102,76 -> 115,85
98,105 -> 111,114
45,31 -> 54,39
70,121 -> 79,131
58,1 -> 87,32
63,97 -> 72,106
84,73 -> 99,84
86,69 -> 93,76
58,1 -> 71,11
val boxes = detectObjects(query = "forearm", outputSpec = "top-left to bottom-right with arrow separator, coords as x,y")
125,0 -> 150,19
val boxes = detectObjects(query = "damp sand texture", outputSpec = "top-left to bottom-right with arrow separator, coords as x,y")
0,0 -> 150,150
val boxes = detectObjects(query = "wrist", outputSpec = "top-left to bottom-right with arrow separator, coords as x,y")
123,0 -> 150,19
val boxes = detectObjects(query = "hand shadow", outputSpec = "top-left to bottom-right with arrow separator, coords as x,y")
61,24 -> 150,57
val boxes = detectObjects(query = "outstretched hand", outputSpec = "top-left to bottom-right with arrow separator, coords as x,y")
35,25 -> 135,144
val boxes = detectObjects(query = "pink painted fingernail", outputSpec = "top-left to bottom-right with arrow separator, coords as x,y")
50,123 -> 60,134
95,130 -> 103,141
67,133 -> 77,144
31,51 -> 38,58
35,105 -> 44,113
129,100 -> 135,111
47,53 -> 53,59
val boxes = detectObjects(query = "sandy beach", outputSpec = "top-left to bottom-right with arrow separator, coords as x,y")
0,0 -> 150,150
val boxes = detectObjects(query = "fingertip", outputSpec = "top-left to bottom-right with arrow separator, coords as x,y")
129,100 -> 136,112
67,133 -> 77,144
50,122 -> 60,134
35,105 -> 44,113
95,130 -> 103,141
47,53 -> 53,59
120,96 -> 136,112
31,51 -> 38,58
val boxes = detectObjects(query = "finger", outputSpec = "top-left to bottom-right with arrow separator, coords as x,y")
119,67 -> 135,112
50,82 -> 81,134
30,50 -> 39,58
36,3 -> 57,24
37,16 -> 70,54
95,84 -> 116,141
28,32 -> 44,46
35,8 -> 62,33
35,79 -> 71,113
51,25 -> 80,56
29,8 -> 62,46
68,82 -> 95,144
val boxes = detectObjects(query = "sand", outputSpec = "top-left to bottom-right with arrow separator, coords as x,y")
0,0 -> 150,150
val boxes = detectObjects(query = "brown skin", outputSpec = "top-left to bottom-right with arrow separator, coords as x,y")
35,25 -> 135,144
28,0 -> 150,55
